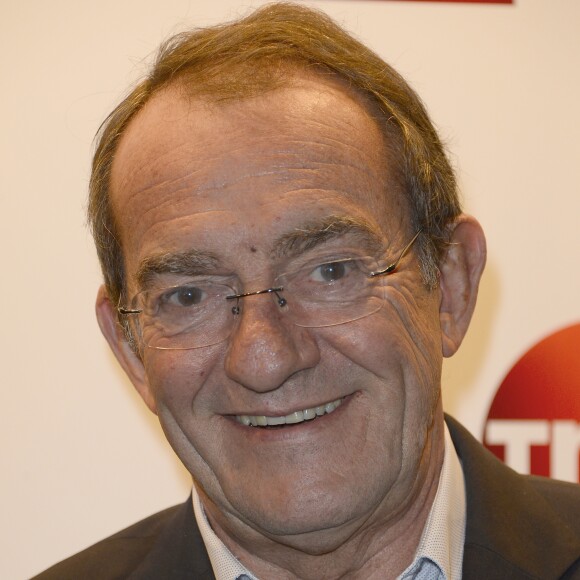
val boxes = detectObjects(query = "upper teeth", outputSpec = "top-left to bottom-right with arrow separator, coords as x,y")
236,398 -> 343,427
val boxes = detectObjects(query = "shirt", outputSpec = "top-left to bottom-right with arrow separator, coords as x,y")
192,423 -> 466,580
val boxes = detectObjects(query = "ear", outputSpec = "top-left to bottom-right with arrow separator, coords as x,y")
95,285 -> 158,414
438,215 -> 487,358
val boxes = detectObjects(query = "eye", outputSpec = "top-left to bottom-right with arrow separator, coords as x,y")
311,261 -> 349,283
163,285 -> 205,307
310,260 -> 354,284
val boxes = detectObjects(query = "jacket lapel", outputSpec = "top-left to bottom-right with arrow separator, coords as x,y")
130,496 -> 215,579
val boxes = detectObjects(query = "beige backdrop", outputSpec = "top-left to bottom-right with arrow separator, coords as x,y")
2,1 -> 579,578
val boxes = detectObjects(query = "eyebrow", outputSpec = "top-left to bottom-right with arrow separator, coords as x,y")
134,215 -> 385,288
272,215 -> 385,259
136,250 -> 219,289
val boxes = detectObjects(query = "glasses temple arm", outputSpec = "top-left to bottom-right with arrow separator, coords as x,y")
369,229 -> 422,277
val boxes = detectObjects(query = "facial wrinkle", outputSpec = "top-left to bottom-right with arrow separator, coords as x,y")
115,141 -> 207,197
385,282 -> 439,375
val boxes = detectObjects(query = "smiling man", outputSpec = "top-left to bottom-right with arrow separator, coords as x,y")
35,4 -> 580,580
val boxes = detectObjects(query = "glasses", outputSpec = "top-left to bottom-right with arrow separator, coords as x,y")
119,231 -> 421,350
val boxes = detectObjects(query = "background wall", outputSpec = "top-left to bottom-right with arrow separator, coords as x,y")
2,1 -> 579,578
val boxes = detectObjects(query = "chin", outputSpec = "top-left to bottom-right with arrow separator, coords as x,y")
222,469 -> 397,545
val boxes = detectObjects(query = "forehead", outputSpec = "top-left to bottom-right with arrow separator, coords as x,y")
110,73 -> 406,276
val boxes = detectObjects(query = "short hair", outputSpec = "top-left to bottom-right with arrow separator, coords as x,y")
89,2 -> 461,311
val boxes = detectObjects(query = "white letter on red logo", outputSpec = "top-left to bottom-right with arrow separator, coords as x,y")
486,420 -> 550,474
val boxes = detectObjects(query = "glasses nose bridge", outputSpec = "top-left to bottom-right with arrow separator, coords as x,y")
227,285 -> 287,315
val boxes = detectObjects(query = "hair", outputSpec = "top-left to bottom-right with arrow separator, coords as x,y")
88,2 -> 461,312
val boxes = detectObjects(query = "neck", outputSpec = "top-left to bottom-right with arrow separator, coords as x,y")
199,413 -> 446,579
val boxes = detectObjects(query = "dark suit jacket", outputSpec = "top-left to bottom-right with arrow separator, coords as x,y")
34,417 -> 580,579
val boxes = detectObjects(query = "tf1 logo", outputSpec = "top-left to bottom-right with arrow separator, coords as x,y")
483,323 -> 580,483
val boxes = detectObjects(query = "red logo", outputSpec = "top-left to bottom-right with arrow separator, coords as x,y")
483,323 -> 580,483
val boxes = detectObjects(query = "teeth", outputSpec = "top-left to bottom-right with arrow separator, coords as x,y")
235,398 -> 343,428
285,411 -> 304,424
267,416 -> 286,426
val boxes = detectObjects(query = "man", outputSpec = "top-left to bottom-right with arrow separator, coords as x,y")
35,3 -> 580,579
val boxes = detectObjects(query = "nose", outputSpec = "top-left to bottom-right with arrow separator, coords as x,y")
224,296 -> 320,392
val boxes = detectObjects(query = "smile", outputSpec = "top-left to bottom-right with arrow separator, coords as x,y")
235,398 -> 343,427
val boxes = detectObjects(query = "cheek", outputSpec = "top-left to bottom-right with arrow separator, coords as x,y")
141,347 -> 221,412
140,347 -> 229,482
321,284 -> 442,417
326,293 -> 440,379
385,282 -> 442,377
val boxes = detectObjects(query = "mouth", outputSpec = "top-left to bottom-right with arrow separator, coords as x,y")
234,397 -> 344,428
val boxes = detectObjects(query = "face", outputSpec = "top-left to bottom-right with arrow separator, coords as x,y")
102,75 -> 449,549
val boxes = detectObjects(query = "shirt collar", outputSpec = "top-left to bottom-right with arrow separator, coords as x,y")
192,488 -> 257,580
192,422 -> 466,580
399,422 -> 466,580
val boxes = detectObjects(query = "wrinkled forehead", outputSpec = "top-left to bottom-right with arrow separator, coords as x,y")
109,73 -> 407,259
